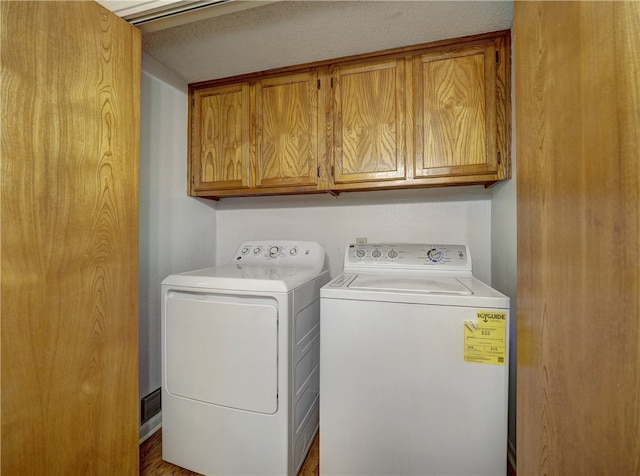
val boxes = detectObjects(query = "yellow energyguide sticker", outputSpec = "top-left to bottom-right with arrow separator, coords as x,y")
464,310 -> 507,365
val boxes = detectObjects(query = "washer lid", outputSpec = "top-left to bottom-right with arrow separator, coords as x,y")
322,273 -> 510,308
348,275 -> 472,295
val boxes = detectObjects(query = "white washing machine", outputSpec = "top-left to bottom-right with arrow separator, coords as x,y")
161,240 -> 329,476
320,243 -> 509,476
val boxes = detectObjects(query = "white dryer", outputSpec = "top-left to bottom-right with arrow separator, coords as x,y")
320,243 -> 509,476
161,240 -> 329,476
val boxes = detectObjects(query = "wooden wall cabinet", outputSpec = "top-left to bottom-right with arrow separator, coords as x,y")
253,70 -> 324,191
413,36 -> 508,182
191,82 -> 251,192
188,30 -> 510,199
190,70 -> 326,196
330,57 -> 408,188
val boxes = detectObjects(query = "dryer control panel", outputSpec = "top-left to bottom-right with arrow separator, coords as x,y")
344,243 -> 472,275
234,240 -> 325,269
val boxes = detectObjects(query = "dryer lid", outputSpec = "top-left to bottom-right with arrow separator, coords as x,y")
162,264 -> 327,292
161,240 -> 328,292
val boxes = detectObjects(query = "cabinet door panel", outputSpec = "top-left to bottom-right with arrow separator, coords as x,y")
191,83 -> 251,192
332,59 -> 407,185
1,1 -> 140,473
254,72 -> 319,189
414,43 -> 498,178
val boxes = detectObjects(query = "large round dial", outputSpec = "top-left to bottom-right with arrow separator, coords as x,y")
355,249 -> 366,258
269,246 -> 280,258
371,248 -> 382,259
427,248 -> 444,263
387,248 -> 398,259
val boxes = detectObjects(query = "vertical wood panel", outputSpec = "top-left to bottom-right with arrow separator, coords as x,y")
191,83 -> 251,191
1,1 -> 140,473
516,2 -> 640,474
254,71 -> 319,188
422,51 -> 486,167
414,40 -> 500,179
332,58 -> 407,184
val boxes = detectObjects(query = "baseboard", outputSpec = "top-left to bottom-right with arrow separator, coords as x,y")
139,411 -> 162,444
507,439 -> 516,476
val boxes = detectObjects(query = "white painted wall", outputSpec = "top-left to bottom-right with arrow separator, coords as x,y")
216,187 -> 493,283
138,54 -> 217,428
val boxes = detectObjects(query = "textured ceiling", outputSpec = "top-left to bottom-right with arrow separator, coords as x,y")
142,0 -> 514,84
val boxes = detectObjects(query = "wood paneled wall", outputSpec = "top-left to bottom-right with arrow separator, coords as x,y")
1,1 -> 141,473
516,2 -> 640,474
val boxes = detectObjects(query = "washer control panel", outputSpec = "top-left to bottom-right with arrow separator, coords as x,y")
345,243 -> 471,273
234,240 -> 325,268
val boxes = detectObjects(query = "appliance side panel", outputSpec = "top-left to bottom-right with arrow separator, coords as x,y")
289,273 -> 329,473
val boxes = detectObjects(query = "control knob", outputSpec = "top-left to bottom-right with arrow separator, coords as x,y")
371,248 -> 382,259
427,248 -> 444,263
355,249 -> 366,258
269,246 -> 280,258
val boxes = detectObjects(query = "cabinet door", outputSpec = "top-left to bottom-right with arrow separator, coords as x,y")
413,40 -> 500,179
516,3 -> 640,474
1,1 -> 140,473
253,71 -> 321,190
331,58 -> 407,187
190,83 -> 251,193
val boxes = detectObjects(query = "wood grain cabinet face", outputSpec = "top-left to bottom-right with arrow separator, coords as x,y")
1,2 -> 140,473
253,71 -> 321,190
330,58 -> 407,187
190,83 -> 251,193
188,31 -> 510,198
413,36 -> 509,182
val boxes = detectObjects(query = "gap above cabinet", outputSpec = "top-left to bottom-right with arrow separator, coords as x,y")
188,30 -> 511,200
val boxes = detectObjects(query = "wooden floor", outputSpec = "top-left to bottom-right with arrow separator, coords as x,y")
140,429 -> 319,475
